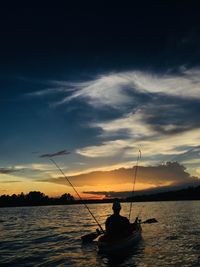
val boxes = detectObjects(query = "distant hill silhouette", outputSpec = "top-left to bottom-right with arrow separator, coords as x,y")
126,185 -> 200,202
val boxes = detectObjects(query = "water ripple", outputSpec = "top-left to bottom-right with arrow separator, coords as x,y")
0,201 -> 200,266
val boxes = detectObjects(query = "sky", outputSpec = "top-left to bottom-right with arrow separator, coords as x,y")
1,4 -> 200,198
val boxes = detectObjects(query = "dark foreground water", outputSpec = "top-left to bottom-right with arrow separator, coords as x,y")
0,201 -> 200,267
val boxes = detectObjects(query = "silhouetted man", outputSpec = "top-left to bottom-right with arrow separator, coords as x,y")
105,199 -> 132,237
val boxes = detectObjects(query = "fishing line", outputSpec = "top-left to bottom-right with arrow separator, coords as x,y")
128,149 -> 141,221
50,158 -> 104,233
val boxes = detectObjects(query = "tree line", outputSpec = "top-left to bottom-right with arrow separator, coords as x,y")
0,191 -> 75,207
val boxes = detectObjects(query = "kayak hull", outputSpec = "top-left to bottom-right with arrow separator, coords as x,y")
97,223 -> 142,254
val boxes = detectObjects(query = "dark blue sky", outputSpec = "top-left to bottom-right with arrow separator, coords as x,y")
1,3 -> 200,196
1,3 -> 200,75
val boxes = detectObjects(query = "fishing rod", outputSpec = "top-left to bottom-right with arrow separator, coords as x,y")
128,149 -> 141,221
50,158 -> 104,233
136,204 -> 144,219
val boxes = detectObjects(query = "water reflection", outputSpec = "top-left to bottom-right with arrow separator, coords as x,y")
97,239 -> 144,267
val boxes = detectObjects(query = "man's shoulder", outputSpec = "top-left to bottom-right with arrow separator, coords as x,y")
106,214 -> 130,223
120,215 -> 130,223
108,214 -> 117,219
106,214 -> 114,221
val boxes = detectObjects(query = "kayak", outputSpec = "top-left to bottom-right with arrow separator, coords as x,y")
97,221 -> 142,254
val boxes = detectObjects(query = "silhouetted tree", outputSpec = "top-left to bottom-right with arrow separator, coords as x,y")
25,191 -> 48,205
59,193 -> 74,204
0,191 -> 75,207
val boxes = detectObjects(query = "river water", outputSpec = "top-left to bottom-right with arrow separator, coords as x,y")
0,201 -> 200,266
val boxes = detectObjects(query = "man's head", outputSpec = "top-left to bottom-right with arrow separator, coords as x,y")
112,199 -> 121,214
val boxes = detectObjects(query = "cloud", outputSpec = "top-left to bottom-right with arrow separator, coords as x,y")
91,111 -> 156,139
0,167 -> 24,174
0,163 -> 56,181
0,181 -> 21,183
26,68 -> 200,106
27,68 -> 200,139
39,162 -> 199,189
25,87 -> 67,97
50,68 -> 200,107
76,140 -> 132,158
23,68 -> 200,176
26,68 -> 200,138
76,128 -> 200,160
40,150 -> 70,158
171,145 -> 200,160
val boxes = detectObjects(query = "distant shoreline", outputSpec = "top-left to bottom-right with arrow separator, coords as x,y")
1,185 -> 200,208
1,199 -> 200,209
1,196 -> 200,209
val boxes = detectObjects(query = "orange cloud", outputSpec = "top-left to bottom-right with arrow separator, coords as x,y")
38,161 -> 199,190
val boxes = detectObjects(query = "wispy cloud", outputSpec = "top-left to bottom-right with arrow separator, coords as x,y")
92,111 -> 155,139
0,180 -> 21,183
76,128 -> 200,160
26,88 -> 66,97
27,68 -> 200,135
0,167 -> 24,174
0,163 -> 55,181
40,150 -> 70,158
76,140 -> 131,158
23,68 -> 200,176
49,68 -> 200,108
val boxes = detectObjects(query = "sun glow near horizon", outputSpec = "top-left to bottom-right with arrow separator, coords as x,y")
1,160 -> 195,199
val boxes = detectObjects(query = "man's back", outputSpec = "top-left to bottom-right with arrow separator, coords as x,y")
106,214 -> 131,237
